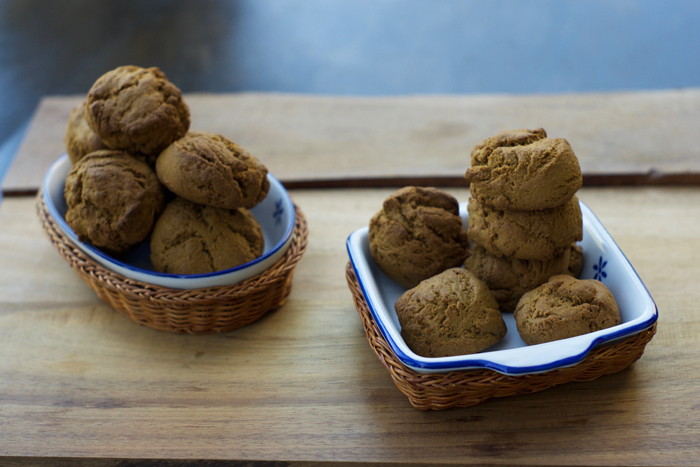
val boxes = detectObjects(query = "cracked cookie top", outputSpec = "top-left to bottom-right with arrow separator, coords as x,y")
369,186 -> 469,289
464,128 -> 582,211
64,150 -> 165,255
155,131 -> 270,210
150,197 -> 264,275
395,268 -> 506,358
85,66 -> 190,156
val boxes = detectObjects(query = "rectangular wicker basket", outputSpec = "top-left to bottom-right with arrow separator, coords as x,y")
346,262 -> 656,410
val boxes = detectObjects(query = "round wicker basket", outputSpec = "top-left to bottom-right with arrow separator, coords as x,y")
36,190 -> 308,334
346,262 -> 656,410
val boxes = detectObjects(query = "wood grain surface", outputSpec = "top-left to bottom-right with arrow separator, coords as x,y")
1,187 -> 699,466
4,89 -> 700,194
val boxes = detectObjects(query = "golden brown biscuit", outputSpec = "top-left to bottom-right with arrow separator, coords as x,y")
155,132 -> 270,210
514,274 -> 621,345
85,66 -> 190,156
467,196 -> 583,260
150,197 -> 264,275
464,128 -> 582,211
369,186 -> 469,289
64,101 -> 108,164
463,243 -> 578,312
568,244 -> 584,278
64,150 -> 165,254
395,268 -> 506,358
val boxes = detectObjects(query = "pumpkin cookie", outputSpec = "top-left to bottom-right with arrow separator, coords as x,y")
395,268 -> 506,358
514,274 -> 621,345
155,131 -> 270,210
467,196 -> 583,260
150,197 -> 264,275
464,128 -> 582,211
568,244 -> 584,278
85,66 -> 190,156
64,150 -> 165,254
369,186 -> 469,289
64,101 -> 108,164
463,243 -> 581,312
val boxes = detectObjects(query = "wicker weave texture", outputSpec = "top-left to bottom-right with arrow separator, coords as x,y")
37,191 -> 308,334
346,262 -> 656,410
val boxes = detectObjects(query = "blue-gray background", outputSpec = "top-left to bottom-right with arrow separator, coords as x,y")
1,0 -> 699,183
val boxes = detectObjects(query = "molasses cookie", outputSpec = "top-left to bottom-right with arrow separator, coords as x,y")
568,244 -> 584,278
85,66 -> 190,156
395,268 -> 506,358
467,196 -> 583,260
155,131 -> 270,210
65,101 -> 108,164
64,150 -> 165,254
464,128 -> 582,211
369,186 -> 469,289
514,274 -> 621,345
150,197 -> 264,275
463,242 -> 579,312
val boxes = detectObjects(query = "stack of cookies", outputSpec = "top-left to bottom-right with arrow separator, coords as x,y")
463,128 -> 585,311
63,65 -> 270,275
365,128 -> 622,358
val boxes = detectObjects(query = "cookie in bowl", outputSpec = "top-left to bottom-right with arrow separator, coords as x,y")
64,150 -> 165,255
64,101 -> 108,164
150,197 -> 265,275
85,65 -> 190,157
155,131 -> 270,210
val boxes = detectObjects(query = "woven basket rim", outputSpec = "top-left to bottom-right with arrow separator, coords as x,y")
345,261 -> 656,409
37,190 -> 309,299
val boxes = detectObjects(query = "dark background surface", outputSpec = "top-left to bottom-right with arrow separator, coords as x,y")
1,0 -> 699,184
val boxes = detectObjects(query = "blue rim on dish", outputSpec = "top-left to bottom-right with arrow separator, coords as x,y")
346,200 -> 658,375
42,153 -> 296,288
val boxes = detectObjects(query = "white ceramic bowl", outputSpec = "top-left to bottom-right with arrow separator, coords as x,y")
346,200 -> 658,375
43,153 -> 296,289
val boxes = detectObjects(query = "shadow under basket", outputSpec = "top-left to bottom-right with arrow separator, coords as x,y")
36,190 -> 308,334
345,262 -> 656,411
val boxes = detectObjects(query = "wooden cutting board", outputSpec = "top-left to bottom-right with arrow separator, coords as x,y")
4,88 -> 700,195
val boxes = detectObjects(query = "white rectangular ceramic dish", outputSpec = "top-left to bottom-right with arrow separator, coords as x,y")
346,200 -> 658,375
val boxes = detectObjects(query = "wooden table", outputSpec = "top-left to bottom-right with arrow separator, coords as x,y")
4,89 -> 700,194
2,91 -> 699,466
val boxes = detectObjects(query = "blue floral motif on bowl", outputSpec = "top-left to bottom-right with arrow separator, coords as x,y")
593,256 -> 608,281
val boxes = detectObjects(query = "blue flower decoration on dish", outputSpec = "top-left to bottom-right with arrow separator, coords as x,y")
593,256 -> 608,281
273,198 -> 284,225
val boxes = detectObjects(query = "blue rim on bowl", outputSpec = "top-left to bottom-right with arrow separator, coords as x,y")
346,200 -> 658,375
43,153 -> 296,289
